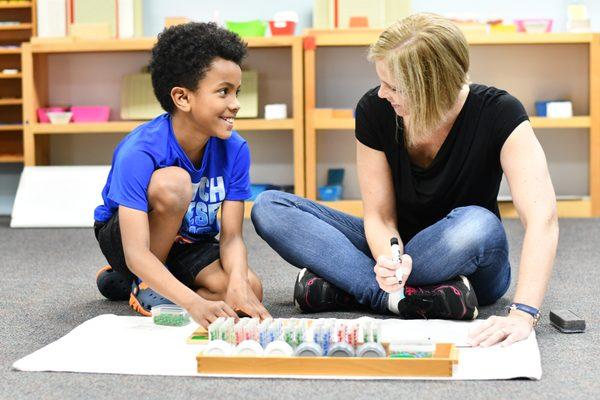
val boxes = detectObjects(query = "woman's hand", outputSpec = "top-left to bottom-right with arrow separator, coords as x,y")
468,313 -> 534,347
374,254 -> 412,293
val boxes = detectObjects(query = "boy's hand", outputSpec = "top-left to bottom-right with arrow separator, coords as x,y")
187,297 -> 238,328
225,275 -> 271,320
374,254 -> 412,293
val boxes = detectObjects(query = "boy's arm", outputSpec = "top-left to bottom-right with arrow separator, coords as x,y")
219,200 -> 271,319
118,205 -> 238,327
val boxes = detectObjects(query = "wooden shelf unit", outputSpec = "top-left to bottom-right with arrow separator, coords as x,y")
315,198 -> 593,219
304,31 -> 600,218
0,71 -> 21,78
312,115 -> 592,131
30,118 -> 296,135
0,0 -> 35,163
0,22 -> 31,30
0,123 -> 22,130
0,153 -> 23,163
305,29 -> 595,46
0,97 -> 21,105
0,47 -> 20,54
21,35 -> 306,197
27,35 -> 300,53
0,2 -> 33,9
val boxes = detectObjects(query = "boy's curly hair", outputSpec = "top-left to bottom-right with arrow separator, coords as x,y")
149,22 -> 248,114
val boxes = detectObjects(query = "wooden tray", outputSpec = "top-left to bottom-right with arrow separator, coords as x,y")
197,343 -> 459,377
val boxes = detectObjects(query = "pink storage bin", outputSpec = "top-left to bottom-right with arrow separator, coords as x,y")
37,107 -> 69,123
71,106 -> 111,122
514,19 -> 553,33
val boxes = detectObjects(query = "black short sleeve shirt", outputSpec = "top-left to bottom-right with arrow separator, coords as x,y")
355,83 -> 529,242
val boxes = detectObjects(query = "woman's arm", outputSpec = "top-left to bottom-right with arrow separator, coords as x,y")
469,120 -> 559,346
502,120 -> 558,311
357,140 -> 412,294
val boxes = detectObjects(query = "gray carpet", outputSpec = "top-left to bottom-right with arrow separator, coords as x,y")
1,216 -> 598,399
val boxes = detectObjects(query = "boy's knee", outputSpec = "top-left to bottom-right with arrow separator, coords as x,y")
148,167 -> 192,213
248,270 -> 264,302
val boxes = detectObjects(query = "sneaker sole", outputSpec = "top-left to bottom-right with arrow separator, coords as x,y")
293,268 -> 308,311
95,265 -> 111,281
129,293 -> 152,317
458,275 -> 479,319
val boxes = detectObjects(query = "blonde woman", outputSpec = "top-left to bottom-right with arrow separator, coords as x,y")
252,13 -> 558,347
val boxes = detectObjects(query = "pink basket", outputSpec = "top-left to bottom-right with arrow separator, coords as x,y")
514,19 -> 553,33
37,107 -> 69,123
71,106 -> 110,122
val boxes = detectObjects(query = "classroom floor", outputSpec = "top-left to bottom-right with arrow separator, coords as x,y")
0,215 -> 598,399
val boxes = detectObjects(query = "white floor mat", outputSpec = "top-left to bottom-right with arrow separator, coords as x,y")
11,166 -> 110,228
12,315 -> 542,380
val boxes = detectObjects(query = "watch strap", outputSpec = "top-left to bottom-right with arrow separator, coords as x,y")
508,303 -> 541,324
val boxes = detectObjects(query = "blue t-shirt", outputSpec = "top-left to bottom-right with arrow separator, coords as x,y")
94,113 -> 252,241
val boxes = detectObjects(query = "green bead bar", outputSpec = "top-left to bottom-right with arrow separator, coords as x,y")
153,313 -> 191,326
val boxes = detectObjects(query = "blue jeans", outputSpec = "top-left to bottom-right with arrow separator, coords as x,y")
251,191 -> 511,314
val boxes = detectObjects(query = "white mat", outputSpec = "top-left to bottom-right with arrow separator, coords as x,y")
11,166 -> 110,228
12,315 -> 542,380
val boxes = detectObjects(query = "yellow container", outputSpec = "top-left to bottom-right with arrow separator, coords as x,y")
490,24 -> 517,33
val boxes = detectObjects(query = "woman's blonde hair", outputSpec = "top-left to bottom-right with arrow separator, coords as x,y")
368,13 -> 469,144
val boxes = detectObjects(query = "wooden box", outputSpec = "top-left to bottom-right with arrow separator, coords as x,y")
197,343 -> 458,377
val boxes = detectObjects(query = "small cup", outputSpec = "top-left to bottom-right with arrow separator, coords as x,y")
46,111 -> 73,124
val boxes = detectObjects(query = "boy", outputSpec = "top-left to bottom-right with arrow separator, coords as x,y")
93,22 -> 270,327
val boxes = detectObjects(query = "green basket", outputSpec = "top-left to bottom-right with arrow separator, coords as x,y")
225,20 -> 267,38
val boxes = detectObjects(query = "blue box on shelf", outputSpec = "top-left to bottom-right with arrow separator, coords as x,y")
535,101 -> 549,117
318,185 -> 343,201
535,99 -> 568,117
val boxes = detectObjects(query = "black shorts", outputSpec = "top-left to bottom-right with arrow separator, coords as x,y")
94,213 -> 220,288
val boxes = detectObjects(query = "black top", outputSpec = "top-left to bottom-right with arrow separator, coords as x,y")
355,83 -> 529,242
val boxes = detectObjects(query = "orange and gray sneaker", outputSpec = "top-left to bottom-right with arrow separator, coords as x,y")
129,279 -> 173,317
96,265 -> 132,301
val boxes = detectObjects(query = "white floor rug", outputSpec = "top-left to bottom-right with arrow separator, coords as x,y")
12,315 -> 542,380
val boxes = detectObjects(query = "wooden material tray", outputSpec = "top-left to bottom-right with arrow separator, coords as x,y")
197,343 -> 458,377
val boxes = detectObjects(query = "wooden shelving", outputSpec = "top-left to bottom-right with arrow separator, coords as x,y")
0,22 -> 31,30
12,27 -> 600,218
0,98 -> 22,105
305,29 -> 595,46
0,0 -> 34,163
0,72 -> 21,78
0,2 -> 32,9
311,115 -> 592,130
529,116 -> 591,129
304,31 -> 600,218
30,119 -> 297,135
0,154 -> 23,163
317,198 -> 592,219
0,47 -> 21,54
22,34 -> 306,196
28,36 -> 299,54
0,123 -> 22,131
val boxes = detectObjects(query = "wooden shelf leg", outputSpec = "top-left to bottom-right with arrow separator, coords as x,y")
304,41 -> 317,200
